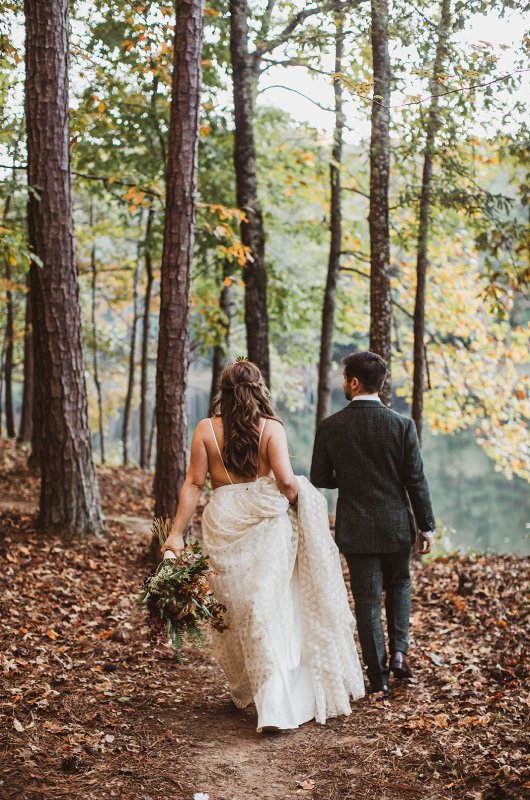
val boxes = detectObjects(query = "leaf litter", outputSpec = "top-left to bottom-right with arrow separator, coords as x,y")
0,438 -> 528,799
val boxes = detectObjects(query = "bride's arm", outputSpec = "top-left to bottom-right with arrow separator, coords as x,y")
162,421 -> 209,557
267,420 -> 298,504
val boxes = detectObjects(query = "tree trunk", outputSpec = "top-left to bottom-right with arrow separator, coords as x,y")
369,0 -> 392,406
412,0 -> 452,444
140,207 -> 154,469
147,404 -> 156,470
89,211 -> 105,464
24,0 -> 103,535
154,0 -> 205,519
316,10 -> 344,425
18,272 -> 34,444
123,247 -> 141,466
3,252 -> 15,438
229,0 -> 270,385
209,259 -> 233,411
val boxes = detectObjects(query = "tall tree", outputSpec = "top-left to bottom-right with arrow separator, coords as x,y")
123,248 -> 141,466
89,203 -> 105,464
140,207 -> 154,469
316,7 -> 345,424
24,0 -> 103,534
209,258 -> 234,411
3,249 -> 15,438
368,0 -> 392,405
229,0 -> 270,384
154,0 -> 205,518
18,273 -> 33,443
411,0 -> 452,444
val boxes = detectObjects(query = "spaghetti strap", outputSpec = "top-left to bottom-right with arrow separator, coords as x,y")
256,418 -> 267,479
209,418 -> 234,485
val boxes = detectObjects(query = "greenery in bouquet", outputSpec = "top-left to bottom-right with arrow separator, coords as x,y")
138,518 -> 228,661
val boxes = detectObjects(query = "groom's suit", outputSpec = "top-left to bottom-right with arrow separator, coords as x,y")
310,398 -> 435,690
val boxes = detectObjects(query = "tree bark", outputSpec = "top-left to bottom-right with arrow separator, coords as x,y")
412,0 -> 452,444
369,0 -> 392,406
209,259 -> 233,411
123,247 -> 141,466
154,0 -> 205,519
89,207 -> 105,464
3,250 -> 15,439
316,10 -> 344,425
18,271 -> 34,444
24,0 -> 103,535
140,207 -> 154,469
229,0 -> 270,385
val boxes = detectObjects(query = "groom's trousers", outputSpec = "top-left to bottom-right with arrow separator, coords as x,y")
345,549 -> 411,691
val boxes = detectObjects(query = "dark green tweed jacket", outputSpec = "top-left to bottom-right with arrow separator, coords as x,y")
310,400 -> 435,554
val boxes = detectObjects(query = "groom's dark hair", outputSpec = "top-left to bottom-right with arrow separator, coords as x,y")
342,351 -> 387,393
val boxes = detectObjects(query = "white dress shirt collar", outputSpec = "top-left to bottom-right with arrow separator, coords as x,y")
351,394 -> 381,402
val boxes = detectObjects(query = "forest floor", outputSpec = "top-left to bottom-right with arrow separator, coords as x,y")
0,439 -> 528,800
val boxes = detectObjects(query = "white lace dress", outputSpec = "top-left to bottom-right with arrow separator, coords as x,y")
201,475 -> 365,731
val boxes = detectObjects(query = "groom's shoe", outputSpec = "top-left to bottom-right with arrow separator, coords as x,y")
368,683 -> 389,700
390,651 -> 414,680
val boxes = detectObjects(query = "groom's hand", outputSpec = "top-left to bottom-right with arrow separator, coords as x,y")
418,531 -> 434,554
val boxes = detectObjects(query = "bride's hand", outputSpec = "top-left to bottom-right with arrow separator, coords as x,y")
161,534 -> 185,560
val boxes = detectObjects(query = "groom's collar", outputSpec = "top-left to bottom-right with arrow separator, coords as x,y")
347,396 -> 383,408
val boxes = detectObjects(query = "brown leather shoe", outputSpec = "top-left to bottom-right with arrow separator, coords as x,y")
390,652 -> 414,680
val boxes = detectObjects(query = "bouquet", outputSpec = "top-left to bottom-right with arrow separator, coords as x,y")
138,518 -> 228,661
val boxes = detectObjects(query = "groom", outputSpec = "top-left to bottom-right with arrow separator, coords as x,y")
310,351 -> 435,695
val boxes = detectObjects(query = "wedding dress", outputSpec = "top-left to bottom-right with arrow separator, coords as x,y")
201,420 -> 365,731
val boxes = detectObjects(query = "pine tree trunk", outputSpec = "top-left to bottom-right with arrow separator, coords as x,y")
229,0 -> 270,385
209,259 -> 233,411
18,272 -> 34,444
90,228 -> 105,464
2,193 -> 15,438
412,0 -> 452,444
154,0 -> 205,519
140,207 -> 154,469
24,0 -> 103,535
123,251 -> 141,466
4,253 -> 15,438
316,11 -> 344,425
369,0 -> 392,406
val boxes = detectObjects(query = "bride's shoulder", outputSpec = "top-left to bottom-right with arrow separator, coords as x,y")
264,417 -> 286,439
195,418 -> 214,436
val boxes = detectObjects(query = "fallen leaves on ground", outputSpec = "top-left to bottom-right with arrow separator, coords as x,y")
0,439 -> 528,799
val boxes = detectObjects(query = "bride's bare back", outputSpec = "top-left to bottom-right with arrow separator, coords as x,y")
199,416 -> 295,491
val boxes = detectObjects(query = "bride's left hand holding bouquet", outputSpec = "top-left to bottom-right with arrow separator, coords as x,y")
138,518 -> 228,662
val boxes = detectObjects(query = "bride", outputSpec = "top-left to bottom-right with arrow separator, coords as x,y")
162,359 -> 365,732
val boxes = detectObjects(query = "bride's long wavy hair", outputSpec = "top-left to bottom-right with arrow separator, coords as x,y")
211,360 -> 281,478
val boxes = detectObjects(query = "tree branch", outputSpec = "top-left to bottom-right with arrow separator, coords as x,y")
254,3 -> 329,57
258,83 -> 333,112
342,185 -> 370,200
72,172 -> 162,198
260,56 -> 332,77
340,250 -> 371,263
